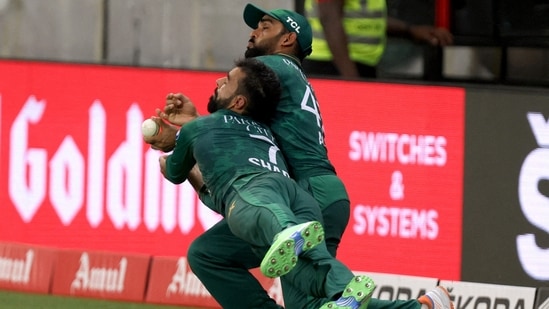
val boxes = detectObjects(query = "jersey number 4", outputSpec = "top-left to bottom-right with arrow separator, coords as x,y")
300,84 -> 326,146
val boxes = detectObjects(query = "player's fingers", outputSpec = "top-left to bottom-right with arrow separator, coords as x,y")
172,97 -> 186,107
175,93 -> 192,104
165,96 -> 181,107
166,97 -> 177,106
143,134 -> 156,145
173,93 -> 185,101
149,115 -> 160,122
155,108 -> 163,117
163,103 -> 175,113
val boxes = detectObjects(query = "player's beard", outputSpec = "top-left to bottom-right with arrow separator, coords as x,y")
245,33 -> 284,58
207,89 -> 235,113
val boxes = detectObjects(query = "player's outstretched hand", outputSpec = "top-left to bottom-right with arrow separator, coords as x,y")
143,117 -> 179,152
160,93 -> 199,126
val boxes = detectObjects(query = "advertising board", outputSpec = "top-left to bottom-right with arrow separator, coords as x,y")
462,87 -> 549,287
0,60 -> 465,280
313,79 -> 465,279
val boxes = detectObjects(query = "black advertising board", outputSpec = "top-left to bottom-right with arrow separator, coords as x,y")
462,86 -> 549,287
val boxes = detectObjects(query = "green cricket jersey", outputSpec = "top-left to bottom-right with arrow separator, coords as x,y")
256,55 -> 336,181
164,109 -> 290,214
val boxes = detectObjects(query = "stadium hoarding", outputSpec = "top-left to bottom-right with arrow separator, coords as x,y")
534,287 -> 549,309
354,271 -> 439,301
145,256 -> 220,307
0,60 -> 465,281
145,256 -> 283,307
312,78 -> 465,279
439,280 -> 537,309
0,242 -> 57,294
0,60 -> 222,258
462,87 -> 549,288
51,249 -> 150,302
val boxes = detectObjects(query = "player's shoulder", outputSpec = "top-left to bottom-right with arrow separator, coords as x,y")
179,116 -> 203,133
256,55 -> 296,69
188,112 -> 226,128
255,54 -> 283,63
256,55 -> 303,78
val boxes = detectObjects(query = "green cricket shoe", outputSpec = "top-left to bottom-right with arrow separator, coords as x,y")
260,221 -> 324,278
319,275 -> 376,309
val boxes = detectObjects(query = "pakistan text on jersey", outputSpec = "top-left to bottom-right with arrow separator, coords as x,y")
223,115 -> 274,141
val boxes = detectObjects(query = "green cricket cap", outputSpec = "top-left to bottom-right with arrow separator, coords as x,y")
243,3 -> 313,56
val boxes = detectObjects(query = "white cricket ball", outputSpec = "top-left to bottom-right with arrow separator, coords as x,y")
141,119 -> 160,137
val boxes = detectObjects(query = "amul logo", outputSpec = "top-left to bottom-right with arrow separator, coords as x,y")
166,257 -> 210,297
0,250 -> 34,284
70,253 -> 127,293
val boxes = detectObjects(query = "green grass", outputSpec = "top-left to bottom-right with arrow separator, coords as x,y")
0,290 -> 206,309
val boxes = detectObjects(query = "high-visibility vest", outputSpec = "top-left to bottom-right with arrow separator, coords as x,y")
305,0 -> 387,66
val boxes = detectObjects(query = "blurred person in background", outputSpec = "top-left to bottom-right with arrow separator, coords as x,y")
302,0 -> 453,79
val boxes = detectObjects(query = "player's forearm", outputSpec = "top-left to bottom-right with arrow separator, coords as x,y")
188,164 -> 218,212
163,158 -> 188,184
163,146 -> 195,185
187,164 -> 205,192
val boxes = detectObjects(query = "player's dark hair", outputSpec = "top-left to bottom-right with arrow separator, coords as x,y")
235,58 -> 281,124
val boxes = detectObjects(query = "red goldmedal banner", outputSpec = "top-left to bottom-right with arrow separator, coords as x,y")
0,60 -> 222,257
0,60 -> 464,281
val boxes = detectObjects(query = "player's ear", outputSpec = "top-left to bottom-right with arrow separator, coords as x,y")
233,95 -> 248,111
282,32 -> 298,47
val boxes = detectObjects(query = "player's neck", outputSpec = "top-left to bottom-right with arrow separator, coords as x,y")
275,52 -> 301,65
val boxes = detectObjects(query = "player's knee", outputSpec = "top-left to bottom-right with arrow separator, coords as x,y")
187,237 -> 209,269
